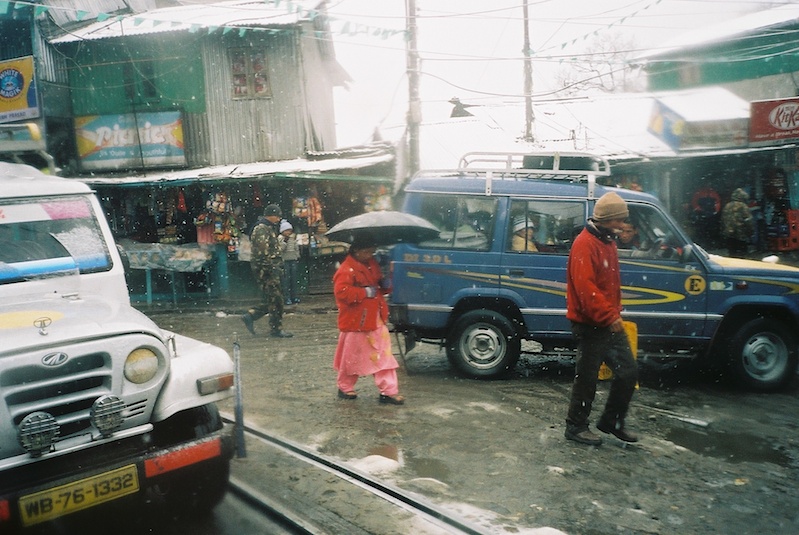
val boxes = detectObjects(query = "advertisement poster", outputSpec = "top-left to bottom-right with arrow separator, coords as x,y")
0,56 -> 39,124
74,111 -> 186,171
750,97 -> 799,145
647,99 -> 685,150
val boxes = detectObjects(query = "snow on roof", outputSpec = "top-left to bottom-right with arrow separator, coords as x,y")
637,4 -> 799,61
77,152 -> 393,186
51,0 -> 322,43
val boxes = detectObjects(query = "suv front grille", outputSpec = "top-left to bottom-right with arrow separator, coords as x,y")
2,352 -> 112,437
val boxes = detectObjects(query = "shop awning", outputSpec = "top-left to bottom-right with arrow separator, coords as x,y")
76,153 -> 394,188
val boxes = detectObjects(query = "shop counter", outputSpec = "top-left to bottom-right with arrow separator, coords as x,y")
119,240 -> 214,304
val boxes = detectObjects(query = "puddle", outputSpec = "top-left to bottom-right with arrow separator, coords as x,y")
405,454 -> 451,481
367,446 -> 452,481
666,428 -> 791,467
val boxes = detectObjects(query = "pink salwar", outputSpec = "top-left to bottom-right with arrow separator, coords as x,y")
333,321 -> 399,396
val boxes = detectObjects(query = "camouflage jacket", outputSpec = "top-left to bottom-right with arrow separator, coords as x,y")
250,217 -> 283,273
721,189 -> 754,242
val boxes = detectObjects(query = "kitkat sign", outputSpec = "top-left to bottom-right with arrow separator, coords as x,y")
750,97 -> 799,145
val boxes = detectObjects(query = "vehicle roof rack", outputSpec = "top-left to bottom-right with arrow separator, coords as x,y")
413,151 -> 611,198
458,151 -> 610,175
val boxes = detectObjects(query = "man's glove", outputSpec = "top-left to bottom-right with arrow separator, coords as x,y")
364,286 -> 377,298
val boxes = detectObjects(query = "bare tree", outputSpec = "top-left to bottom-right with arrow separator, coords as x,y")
555,32 -> 645,96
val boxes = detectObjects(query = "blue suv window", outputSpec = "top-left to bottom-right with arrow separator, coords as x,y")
417,195 -> 497,251
508,199 -> 585,254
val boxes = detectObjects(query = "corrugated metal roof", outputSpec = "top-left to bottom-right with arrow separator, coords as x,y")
51,0 -> 322,43
76,153 -> 393,186
636,4 -> 799,61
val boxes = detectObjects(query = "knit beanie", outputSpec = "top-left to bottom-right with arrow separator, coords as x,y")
264,204 -> 282,217
279,220 -> 293,233
593,192 -> 629,222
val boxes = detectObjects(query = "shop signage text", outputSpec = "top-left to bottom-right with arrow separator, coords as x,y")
74,111 -> 186,171
0,56 -> 39,124
750,97 -> 799,145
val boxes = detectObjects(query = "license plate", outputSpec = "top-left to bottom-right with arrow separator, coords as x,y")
19,464 -> 140,526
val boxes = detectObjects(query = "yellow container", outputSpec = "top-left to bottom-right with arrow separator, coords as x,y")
598,321 -> 637,380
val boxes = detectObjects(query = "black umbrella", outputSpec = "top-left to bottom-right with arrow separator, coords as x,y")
324,211 -> 439,246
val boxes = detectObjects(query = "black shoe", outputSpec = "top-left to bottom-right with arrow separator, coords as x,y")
270,330 -> 294,338
596,419 -> 639,443
378,394 -> 405,405
337,389 -> 357,400
241,314 -> 255,336
565,427 -> 603,446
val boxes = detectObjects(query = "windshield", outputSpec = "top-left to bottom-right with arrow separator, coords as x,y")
0,195 -> 112,285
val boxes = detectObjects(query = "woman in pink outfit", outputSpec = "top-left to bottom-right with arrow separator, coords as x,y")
332,234 -> 404,405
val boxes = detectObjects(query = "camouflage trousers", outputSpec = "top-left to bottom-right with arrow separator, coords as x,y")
249,267 -> 285,332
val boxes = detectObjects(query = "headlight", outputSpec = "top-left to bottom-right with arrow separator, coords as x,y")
91,395 -> 125,436
18,412 -> 59,457
124,348 -> 159,384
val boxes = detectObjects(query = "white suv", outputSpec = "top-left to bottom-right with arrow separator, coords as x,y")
0,163 -> 235,531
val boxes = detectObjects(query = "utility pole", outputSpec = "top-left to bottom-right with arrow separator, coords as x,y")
406,0 -> 421,175
522,0 -> 535,143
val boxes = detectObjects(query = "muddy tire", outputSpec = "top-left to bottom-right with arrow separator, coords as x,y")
446,310 -> 520,378
728,318 -> 797,392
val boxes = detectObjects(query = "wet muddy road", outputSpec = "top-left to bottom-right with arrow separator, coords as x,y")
151,299 -> 799,534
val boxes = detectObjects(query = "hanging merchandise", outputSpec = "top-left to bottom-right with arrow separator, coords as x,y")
252,184 -> 263,208
306,187 -> 325,234
364,185 -> 393,212
194,191 -> 240,249
293,196 -> 309,219
177,189 -> 187,212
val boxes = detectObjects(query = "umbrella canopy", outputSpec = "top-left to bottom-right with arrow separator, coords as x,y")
325,211 -> 439,246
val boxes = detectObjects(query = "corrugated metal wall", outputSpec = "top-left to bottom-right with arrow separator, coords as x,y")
44,0 -> 133,26
200,32 -> 309,166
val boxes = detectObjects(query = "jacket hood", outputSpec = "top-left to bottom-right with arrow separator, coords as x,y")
731,188 -> 749,202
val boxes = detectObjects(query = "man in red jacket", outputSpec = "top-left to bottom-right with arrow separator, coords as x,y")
565,192 -> 639,446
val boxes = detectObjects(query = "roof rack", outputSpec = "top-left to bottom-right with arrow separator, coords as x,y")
458,151 -> 611,175
413,151 -> 611,198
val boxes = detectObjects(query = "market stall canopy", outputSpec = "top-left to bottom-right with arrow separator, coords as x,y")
325,211 -> 439,246
75,151 -> 393,187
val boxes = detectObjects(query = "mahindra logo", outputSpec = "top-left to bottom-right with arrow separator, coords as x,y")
768,103 -> 799,130
42,352 -> 69,367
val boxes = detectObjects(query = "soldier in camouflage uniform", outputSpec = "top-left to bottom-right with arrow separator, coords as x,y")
242,204 -> 293,337
721,188 -> 754,258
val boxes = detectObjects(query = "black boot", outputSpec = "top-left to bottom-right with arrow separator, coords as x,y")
241,313 -> 255,336
596,417 -> 639,443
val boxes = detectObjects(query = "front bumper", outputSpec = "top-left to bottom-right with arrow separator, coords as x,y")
0,424 -> 233,530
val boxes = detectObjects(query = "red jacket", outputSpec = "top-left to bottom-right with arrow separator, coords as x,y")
333,254 -> 389,332
566,223 -> 623,327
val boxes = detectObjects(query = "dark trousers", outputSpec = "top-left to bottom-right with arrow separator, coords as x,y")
566,322 -> 638,431
281,259 -> 299,303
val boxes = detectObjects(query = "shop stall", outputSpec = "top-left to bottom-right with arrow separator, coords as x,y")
86,159 -> 395,303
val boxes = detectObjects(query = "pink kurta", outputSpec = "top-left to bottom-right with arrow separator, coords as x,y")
333,318 -> 399,376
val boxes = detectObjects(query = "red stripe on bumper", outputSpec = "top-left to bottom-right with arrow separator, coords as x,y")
144,438 -> 222,478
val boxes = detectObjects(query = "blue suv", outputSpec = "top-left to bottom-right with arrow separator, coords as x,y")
386,152 -> 799,392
